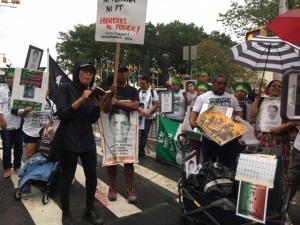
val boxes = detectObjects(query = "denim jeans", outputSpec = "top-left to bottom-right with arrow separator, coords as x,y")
1,129 -> 23,169
138,119 -> 153,157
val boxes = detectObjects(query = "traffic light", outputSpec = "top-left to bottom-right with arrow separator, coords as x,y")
2,56 -> 6,63
245,27 -> 267,41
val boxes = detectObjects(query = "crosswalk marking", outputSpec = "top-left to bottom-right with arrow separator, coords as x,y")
0,143 -> 179,224
96,146 -> 179,195
74,159 -> 142,218
2,158 -> 62,225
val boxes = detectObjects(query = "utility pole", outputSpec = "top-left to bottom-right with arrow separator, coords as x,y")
273,0 -> 289,80
279,0 -> 288,14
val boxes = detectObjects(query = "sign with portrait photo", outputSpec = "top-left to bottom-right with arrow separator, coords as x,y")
256,97 -> 282,132
11,68 -> 48,111
183,80 -> 197,91
24,45 -> 43,70
160,90 -> 174,114
99,108 -> 139,166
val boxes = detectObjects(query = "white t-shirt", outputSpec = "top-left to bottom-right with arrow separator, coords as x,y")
22,99 -> 56,137
193,91 -> 242,115
0,85 -> 21,130
165,89 -> 186,121
139,89 -> 159,120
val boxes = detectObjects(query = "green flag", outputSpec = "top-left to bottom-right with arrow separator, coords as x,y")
156,116 -> 183,164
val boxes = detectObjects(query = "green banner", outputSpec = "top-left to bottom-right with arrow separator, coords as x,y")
156,116 -> 182,164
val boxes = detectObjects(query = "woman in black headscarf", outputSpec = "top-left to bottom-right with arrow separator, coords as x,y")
54,59 -> 103,225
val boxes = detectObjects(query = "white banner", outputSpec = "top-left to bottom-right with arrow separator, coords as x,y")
95,0 -> 148,44
11,68 -> 48,111
99,110 -> 139,166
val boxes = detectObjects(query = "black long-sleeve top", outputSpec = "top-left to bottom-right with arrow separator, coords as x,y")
54,82 -> 100,153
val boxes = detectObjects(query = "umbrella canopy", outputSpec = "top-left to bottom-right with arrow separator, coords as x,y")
228,36 -> 300,75
267,8 -> 300,46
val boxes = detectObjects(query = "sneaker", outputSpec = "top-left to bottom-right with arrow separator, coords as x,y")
13,168 -> 20,174
108,186 -> 117,201
3,169 -> 11,178
126,189 -> 137,203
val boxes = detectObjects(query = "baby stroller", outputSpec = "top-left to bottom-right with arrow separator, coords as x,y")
177,132 -> 290,225
14,153 -> 61,205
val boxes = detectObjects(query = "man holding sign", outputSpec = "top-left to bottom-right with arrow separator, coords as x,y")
101,65 -> 139,203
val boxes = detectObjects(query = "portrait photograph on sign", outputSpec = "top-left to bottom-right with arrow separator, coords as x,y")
256,97 -> 282,132
11,68 -> 49,111
99,109 -> 139,166
24,45 -> 43,70
160,90 -> 174,114
183,80 -> 197,91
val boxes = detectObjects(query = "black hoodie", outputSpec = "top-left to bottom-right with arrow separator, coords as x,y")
53,59 -> 100,153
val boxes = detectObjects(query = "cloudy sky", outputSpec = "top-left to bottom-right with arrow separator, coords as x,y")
0,0 -> 243,68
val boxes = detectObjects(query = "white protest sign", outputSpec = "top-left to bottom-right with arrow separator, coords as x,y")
95,0 -> 148,45
11,68 -> 48,110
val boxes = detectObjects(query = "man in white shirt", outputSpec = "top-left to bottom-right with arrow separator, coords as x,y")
0,69 -> 23,178
138,76 -> 159,158
190,74 -> 243,169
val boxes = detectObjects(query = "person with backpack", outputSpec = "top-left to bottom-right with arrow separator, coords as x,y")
138,76 -> 159,158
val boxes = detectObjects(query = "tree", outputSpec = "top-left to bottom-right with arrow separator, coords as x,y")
218,0 -> 300,38
55,21 -> 261,86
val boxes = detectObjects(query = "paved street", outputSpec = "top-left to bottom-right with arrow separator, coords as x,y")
0,137 -> 300,225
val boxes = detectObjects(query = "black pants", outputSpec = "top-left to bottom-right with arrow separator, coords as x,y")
201,136 -> 242,170
60,149 -> 97,212
139,119 -> 153,157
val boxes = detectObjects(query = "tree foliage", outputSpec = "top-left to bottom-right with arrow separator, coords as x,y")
55,20 -> 261,87
218,0 -> 300,38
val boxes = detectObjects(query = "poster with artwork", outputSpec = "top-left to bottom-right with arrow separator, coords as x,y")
11,68 -> 48,110
236,181 -> 268,224
257,97 -> 282,132
99,107 -> 139,166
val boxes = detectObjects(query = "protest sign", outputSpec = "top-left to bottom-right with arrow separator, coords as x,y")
197,105 -> 247,146
11,68 -> 48,110
95,0 -> 148,45
99,109 -> 139,166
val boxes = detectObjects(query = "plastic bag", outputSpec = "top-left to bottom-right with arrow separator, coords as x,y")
186,162 -> 235,197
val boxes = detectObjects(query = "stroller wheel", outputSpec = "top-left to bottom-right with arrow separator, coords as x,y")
42,193 -> 50,205
14,189 -> 22,200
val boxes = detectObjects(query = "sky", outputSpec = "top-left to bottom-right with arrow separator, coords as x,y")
0,0 -> 243,69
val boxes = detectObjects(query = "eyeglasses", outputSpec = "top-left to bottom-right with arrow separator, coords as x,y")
81,67 -> 95,75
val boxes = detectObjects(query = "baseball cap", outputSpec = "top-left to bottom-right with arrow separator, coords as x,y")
118,64 -> 129,72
